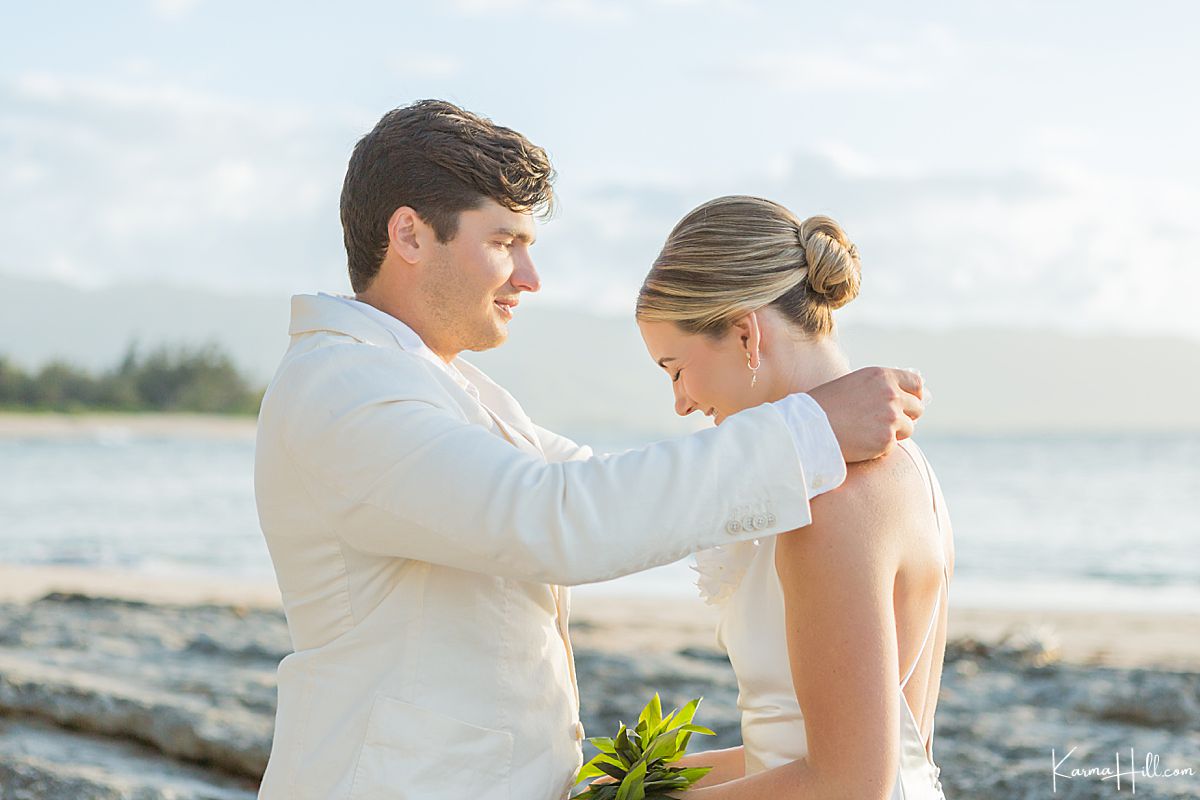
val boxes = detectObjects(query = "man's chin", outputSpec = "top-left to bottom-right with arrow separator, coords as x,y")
463,325 -> 508,353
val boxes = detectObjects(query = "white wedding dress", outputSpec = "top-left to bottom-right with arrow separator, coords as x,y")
693,438 -> 949,798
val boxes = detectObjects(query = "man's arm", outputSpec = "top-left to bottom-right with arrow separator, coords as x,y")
533,369 -> 916,501
534,398 -> 846,502
531,424 -> 594,463
273,346 -> 923,586
274,345 -> 806,585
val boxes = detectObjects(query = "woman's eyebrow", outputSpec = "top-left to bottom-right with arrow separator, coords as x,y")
656,356 -> 677,368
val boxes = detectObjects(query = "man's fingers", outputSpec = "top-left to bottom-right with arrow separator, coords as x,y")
900,390 -> 924,422
891,367 -> 924,400
894,414 -> 915,442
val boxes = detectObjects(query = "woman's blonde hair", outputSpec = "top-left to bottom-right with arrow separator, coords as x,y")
636,195 -> 861,338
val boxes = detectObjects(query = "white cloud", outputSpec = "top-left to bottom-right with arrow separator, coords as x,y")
448,0 -> 628,23
729,23 -> 965,93
3,66 -> 1196,340
0,71 -> 358,292
736,51 -> 929,92
533,148 -> 1200,340
386,53 -> 464,79
148,0 -> 203,20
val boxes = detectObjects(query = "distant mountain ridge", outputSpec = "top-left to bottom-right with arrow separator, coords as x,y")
2,273 -> 1197,435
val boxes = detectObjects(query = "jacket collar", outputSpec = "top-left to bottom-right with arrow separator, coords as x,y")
288,292 -> 543,454
288,292 -> 399,350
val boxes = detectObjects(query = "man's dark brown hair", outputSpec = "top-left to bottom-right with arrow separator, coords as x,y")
340,99 -> 556,292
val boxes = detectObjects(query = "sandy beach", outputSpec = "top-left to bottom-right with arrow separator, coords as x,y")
0,412 -> 257,441
0,565 -> 1197,799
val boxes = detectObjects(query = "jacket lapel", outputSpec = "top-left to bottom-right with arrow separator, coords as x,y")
453,357 -> 544,457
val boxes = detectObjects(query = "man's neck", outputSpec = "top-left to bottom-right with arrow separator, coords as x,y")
352,292 -> 459,364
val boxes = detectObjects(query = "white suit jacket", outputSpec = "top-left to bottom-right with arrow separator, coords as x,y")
253,293 -> 840,800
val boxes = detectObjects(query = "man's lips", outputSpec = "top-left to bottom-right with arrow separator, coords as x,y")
493,297 -> 519,319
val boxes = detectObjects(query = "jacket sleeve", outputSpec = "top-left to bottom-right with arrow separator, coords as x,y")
275,344 -> 816,586
532,424 -> 594,463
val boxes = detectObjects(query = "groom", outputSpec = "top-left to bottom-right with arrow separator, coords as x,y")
253,99 -> 925,800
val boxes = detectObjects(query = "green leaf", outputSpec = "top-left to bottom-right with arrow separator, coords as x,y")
616,760 -> 647,800
628,727 -> 645,756
588,693 -> 714,797
588,736 -> 618,754
673,729 -> 693,759
673,766 -> 714,783
676,724 -> 716,736
644,730 -> 684,764
575,762 -> 608,785
667,697 -> 702,731
615,726 -> 639,765
639,692 -> 663,731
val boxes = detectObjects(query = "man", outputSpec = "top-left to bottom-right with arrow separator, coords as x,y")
254,99 -> 925,800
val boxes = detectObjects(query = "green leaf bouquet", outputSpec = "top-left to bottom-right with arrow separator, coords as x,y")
573,693 -> 715,800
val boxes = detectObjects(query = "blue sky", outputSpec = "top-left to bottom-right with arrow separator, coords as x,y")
3,0 -> 1198,338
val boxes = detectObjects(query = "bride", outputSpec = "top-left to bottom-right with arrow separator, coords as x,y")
634,196 -> 953,799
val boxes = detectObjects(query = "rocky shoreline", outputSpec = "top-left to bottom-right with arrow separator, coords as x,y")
0,591 -> 1196,799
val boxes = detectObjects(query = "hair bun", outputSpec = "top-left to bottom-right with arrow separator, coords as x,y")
798,215 -> 861,310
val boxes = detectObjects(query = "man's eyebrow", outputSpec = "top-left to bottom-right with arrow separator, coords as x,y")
493,227 -> 536,245
656,356 -> 677,368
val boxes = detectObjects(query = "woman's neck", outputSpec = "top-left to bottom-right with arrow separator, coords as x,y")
768,333 -> 852,399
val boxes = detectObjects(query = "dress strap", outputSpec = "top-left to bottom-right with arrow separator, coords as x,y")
900,591 -> 941,689
896,440 -> 949,690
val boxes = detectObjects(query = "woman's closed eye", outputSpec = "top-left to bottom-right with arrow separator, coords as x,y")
672,369 -> 682,383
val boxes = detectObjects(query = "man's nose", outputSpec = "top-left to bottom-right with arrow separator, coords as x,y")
512,251 -> 541,293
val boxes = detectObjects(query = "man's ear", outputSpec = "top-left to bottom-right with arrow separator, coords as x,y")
388,206 -> 425,265
729,311 -> 763,369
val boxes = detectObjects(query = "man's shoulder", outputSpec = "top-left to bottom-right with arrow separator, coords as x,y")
271,335 -> 451,405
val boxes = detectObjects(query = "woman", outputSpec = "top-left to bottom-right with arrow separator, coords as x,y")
635,196 -> 953,799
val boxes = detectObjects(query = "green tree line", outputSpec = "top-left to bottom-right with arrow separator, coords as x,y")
0,342 -> 265,415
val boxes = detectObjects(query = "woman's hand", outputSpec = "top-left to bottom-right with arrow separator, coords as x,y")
575,774 -> 688,798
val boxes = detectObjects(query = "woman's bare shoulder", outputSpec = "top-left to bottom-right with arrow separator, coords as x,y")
777,442 -> 930,567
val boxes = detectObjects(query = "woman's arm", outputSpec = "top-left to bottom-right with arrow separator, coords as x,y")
672,746 -> 745,787
684,462 -> 907,800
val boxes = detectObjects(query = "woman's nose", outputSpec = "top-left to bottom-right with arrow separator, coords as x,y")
673,385 -> 696,417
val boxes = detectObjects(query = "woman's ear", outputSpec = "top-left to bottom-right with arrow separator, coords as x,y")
730,311 -> 763,369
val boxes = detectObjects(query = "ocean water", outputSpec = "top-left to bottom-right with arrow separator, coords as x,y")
1,426 -> 1197,612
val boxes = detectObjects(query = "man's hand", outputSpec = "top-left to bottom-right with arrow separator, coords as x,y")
808,367 -> 925,463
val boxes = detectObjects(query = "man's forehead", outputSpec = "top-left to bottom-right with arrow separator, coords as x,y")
465,200 -> 536,237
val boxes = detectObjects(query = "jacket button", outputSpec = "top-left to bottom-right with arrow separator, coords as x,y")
725,520 -> 741,534
766,513 -> 777,526
742,516 -> 756,531
754,514 -> 768,529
